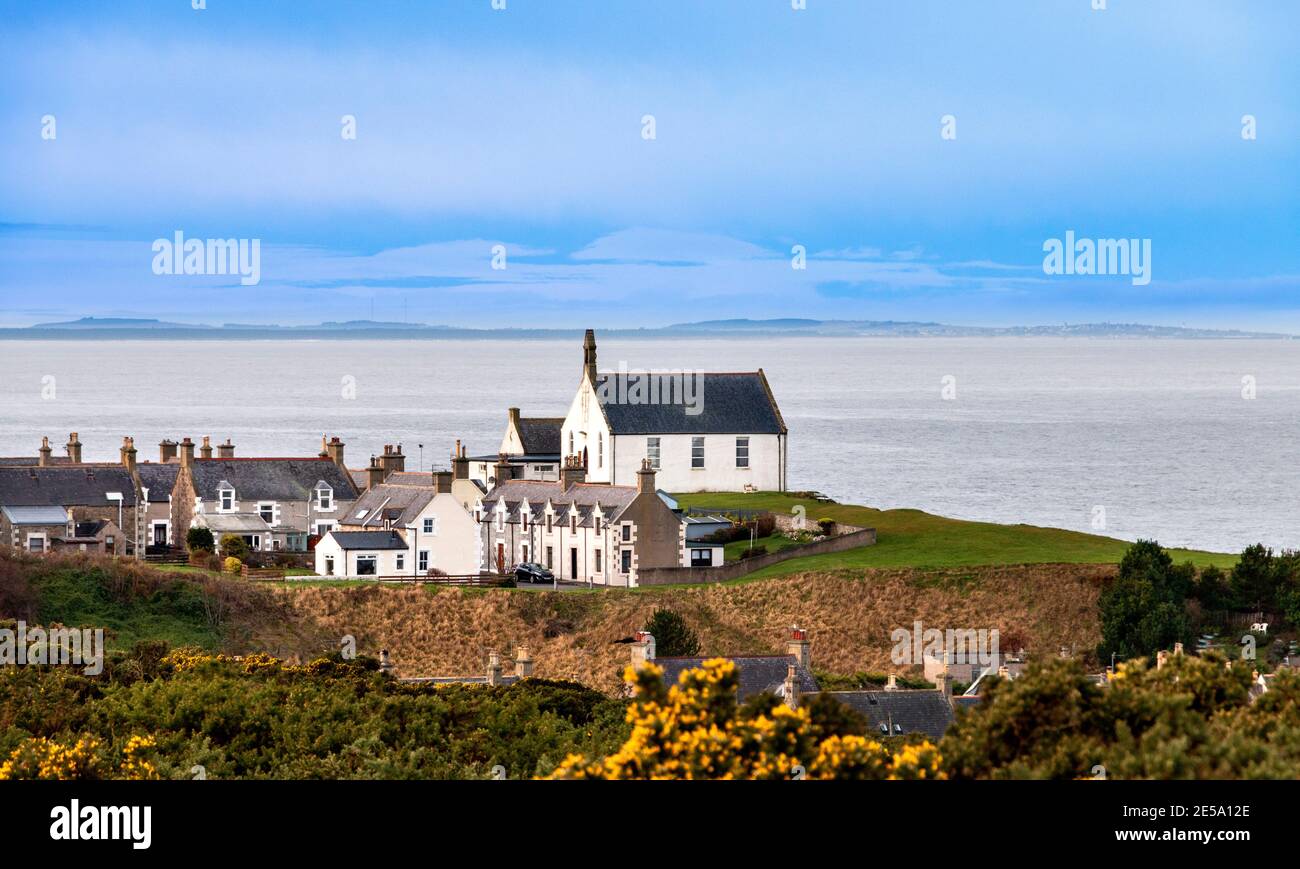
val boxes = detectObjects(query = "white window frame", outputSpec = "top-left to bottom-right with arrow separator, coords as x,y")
395,552 -> 405,571
258,502 -> 276,524
356,554 -> 378,576
691,436 -> 705,469
735,437 -> 750,469
26,533 -> 47,553
418,550 -> 430,572
646,437 -> 661,470
219,485 -> 235,512
315,484 -> 334,511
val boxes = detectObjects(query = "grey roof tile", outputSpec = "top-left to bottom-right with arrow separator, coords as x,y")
0,466 -> 138,507
819,690 -> 956,740
654,655 -> 819,701
326,530 -> 408,550
189,458 -> 357,502
594,371 -> 785,435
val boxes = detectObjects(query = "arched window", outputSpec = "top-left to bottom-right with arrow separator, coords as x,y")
598,432 -> 603,468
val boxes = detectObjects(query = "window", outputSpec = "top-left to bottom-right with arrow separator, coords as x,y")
691,437 -> 705,469
646,437 -> 660,470
691,548 -> 714,567
522,545 -> 529,563
316,485 -> 333,510
621,523 -> 631,542
219,488 -> 234,511
496,510 -> 504,532
621,549 -> 632,573
357,555 -> 377,576
568,432 -> 574,456
395,553 -> 405,571
418,550 -> 429,572
422,517 -> 435,534
546,513 -> 552,532
597,432 -> 603,468
545,546 -> 553,569
595,515 -> 602,533
26,535 -> 44,553
313,520 -> 336,536
570,512 -> 577,533
258,502 -> 274,523
594,550 -> 602,572
735,437 -> 749,469
324,556 -> 335,576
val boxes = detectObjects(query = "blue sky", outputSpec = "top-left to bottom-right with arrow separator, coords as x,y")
1,0 -> 1296,329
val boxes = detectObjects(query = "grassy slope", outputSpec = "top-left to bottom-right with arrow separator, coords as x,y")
674,492 -> 1238,579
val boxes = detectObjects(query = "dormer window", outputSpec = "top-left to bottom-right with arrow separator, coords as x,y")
218,482 -> 235,511
315,483 -> 333,510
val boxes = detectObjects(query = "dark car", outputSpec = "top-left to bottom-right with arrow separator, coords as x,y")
514,562 -> 555,584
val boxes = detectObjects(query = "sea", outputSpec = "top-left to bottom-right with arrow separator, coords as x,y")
1,336 -> 1296,554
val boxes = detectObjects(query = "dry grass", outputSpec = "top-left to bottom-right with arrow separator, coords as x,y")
248,563 -> 1112,692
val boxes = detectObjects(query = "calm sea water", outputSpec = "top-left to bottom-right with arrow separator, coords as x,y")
1,337 -> 1296,553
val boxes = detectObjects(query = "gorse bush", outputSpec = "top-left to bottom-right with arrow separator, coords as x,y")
546,659 -> 943,780
0,646 -> 628,780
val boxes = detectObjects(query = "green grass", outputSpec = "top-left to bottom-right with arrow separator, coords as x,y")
674,492 -> 1239,580
31,563 -> 220,651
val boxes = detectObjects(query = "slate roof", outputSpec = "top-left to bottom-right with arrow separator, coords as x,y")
593,370 -> 786,435
1,505 -> 70,525
653,655 -> 819,702
197,512 -> 272,534
820,690 -> 956,740
480,479 -> 643,527
189,458 -> 358,502
0,466 -> 138,507
0,456 -> 73,466
345,480 -> 435,528
136,463 -> 180,502
326,530 -> 408,551
516,418 -> 563,455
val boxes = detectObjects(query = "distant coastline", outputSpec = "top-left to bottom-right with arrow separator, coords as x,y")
0,317 -> 1293,341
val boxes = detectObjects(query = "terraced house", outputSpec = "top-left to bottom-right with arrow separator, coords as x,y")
0,461 -> 142,555
170,435 -> 360,553
476,455 -> 684,587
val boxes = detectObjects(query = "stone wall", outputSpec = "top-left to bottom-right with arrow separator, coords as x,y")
636,527 -> 877,586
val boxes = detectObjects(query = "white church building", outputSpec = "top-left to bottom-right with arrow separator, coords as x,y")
536,330 -> 788,494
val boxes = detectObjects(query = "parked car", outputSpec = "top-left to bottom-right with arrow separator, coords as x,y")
514,562 -> 555,584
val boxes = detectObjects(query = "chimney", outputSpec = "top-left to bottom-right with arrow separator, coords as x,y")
326,436 -> 346,468
786,626 -> 811,669
630,631 -> 656,668
508,406 -> 521,435
378,444 -> 404,478
378,649 -> 395,676
159,439 -> 178,463
431,470 -> 453,494
559,454 -> 586,489
120,436 -> 137,473
997,665 -> 1010,680
200,436 -> 213,459
636,458 -> 657,494
179,437 -> 195,468
486,650 -> 503,686
217,438 -> 235,459
1173,642 -> 1184,657
514,646 -> 534,678
452,441 -> 469,480
366,456 -> 385,489
1157,650 -> 1168,670
886,674 -> 898,691
493,452 -> 514,487
783,663 -> 800,710
935,670 -> 953,698
38,437 -> 52,467
66,432 -> 82,463
582,329 -> 598,383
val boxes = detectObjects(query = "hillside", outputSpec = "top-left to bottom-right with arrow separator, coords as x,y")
673,492 -> 1237,577
1,550 -> 1109,693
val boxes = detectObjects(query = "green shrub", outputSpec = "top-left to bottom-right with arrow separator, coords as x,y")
643,609 -> 700,657
185,527 -> 214,553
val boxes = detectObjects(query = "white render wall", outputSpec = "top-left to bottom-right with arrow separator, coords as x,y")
404,493 -> 480,576
611,432 -> 784,492
313,536 -> 407,578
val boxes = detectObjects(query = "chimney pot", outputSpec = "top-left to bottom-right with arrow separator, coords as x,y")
631,631 -> 656,667
514,646 -> 534,678
786,625 -> 811,668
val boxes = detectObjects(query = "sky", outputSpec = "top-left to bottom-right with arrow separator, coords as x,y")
0,0 -> 1296,330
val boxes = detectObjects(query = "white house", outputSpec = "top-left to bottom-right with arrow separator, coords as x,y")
558,330 -> 788,493
314,469 -> 480,578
